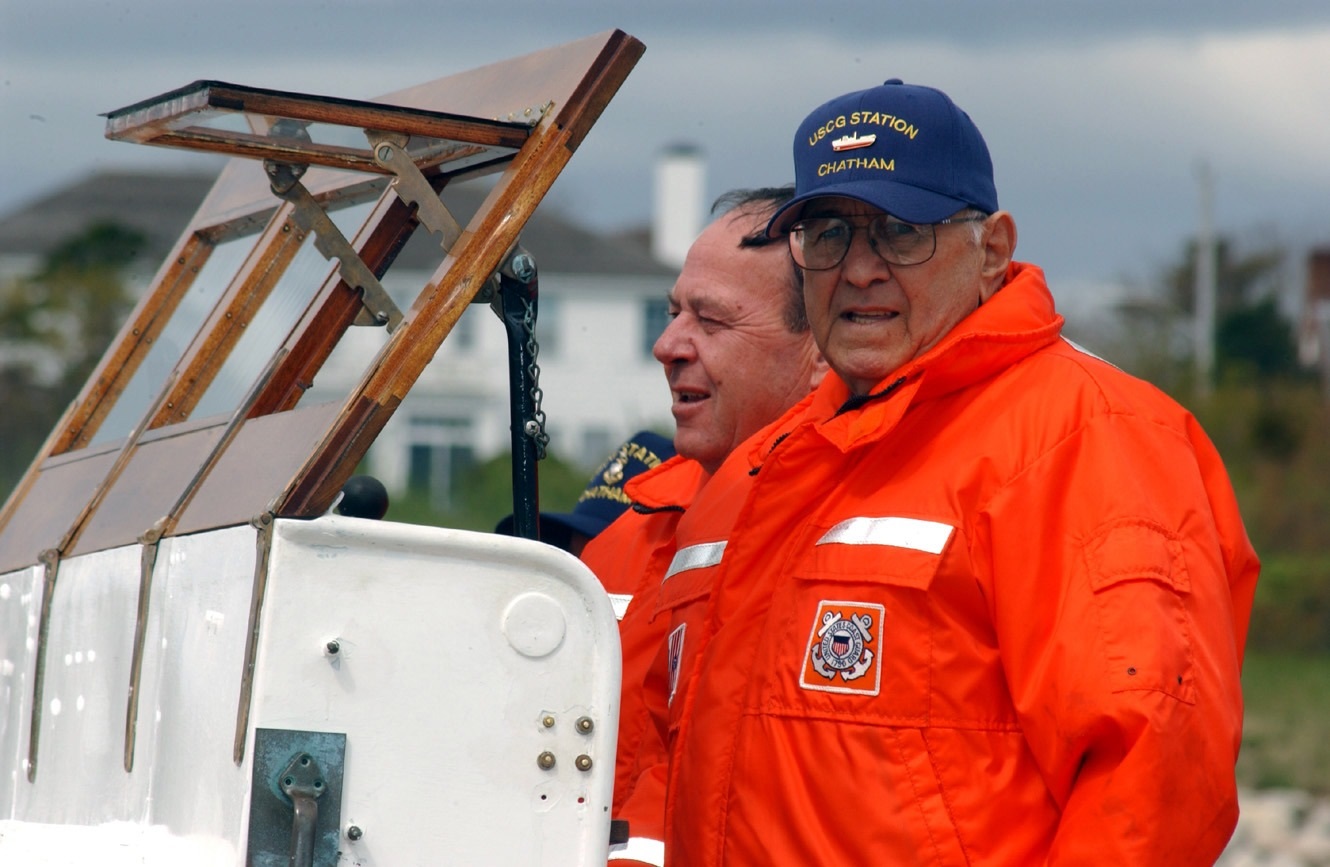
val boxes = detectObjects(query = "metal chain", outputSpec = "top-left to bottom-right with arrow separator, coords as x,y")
521,293 -> 550,459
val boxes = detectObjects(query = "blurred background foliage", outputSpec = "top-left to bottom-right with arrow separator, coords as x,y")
1,220 -> 1327,791
0,222 -> 143,494
385,449 -> 594,534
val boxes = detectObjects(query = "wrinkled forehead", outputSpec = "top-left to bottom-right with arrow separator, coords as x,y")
670,248 -> 785,307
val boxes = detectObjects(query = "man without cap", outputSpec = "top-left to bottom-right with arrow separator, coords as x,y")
581,187 -> 826,866
652,80 -> 1258,865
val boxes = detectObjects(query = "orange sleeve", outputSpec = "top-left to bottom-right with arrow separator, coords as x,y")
982,413 -> 1257,864
581,511 -> 676,866
606,607 -> 671,865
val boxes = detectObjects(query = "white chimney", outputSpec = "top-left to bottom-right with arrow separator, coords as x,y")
652,144 -> 706,268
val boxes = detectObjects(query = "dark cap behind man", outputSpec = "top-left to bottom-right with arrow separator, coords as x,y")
496,430 -> 675,554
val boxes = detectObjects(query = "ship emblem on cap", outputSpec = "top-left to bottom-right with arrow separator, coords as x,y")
601,459 -> 625,486
831,132 -> 876,152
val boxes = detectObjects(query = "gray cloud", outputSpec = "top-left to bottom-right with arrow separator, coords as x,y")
3,1 -> 1329,298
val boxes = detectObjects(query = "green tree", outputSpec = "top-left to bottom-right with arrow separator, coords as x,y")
0,221 -> 144,499
387,449 -> 594,533
1125,234 -> 1304,393
1163,236 -> 1284,318
1215,295 -> 1305,384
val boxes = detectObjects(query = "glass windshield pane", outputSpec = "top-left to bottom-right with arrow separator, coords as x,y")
190,197 -> 378,420
311,186 -> 470,408
180,113 -> 477,166
102,81 -> 529,175
91,233 -> 256,447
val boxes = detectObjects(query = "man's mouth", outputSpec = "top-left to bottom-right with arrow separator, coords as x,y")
676,389 -> 709,404
842,310 -> 898,324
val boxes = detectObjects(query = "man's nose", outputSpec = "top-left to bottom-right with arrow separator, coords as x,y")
842,229 -> 894,285
653,316 -> 696,365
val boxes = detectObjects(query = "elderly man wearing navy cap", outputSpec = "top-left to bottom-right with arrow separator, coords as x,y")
639,80 -> 1259,866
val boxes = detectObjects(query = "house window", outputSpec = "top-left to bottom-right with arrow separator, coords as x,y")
642,297 -> 670,357
407,415 -> 475,510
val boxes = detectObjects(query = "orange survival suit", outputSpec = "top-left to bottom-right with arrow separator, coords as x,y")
581,456 -> 707,865
655,262 -> 1259,865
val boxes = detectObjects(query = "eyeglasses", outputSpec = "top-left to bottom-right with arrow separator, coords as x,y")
787,213 -> 988,270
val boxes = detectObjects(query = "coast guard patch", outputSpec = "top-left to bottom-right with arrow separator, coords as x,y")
667,623 -> 686,705
800,601 -> 884,696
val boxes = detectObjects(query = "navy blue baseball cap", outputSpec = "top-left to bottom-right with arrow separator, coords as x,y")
495,430 -> 675,551
766,79 -> 998,235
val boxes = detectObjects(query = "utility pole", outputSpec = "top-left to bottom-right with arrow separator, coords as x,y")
1307,249 -> 1330,405
1193,160 -> 1217,399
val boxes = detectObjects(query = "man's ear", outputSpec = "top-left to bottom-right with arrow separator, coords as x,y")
809,350 -> 831,391
979,211 -> 1016,302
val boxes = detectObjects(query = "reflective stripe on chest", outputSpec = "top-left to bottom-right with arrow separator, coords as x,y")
817,516 -> 953,553
663,540 -> 727,580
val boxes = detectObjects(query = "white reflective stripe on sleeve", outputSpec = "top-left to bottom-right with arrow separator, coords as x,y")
663,541 -> 726,581
816,516 -> 954,554
609,593 -> 632,621
607,836 -> 666,865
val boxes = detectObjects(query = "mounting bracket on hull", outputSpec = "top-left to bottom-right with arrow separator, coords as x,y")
246,728 -> 347,867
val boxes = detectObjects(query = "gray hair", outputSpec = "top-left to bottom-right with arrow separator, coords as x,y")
710,185 -> 807,333
956,208 -> 989,245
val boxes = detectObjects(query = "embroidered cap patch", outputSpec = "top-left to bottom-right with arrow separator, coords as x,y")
800,600 -> 885,695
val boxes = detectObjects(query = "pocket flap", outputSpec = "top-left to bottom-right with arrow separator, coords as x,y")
799,516 -> 954,590
656,540 -> 726,611
1084,520 -> 1189,595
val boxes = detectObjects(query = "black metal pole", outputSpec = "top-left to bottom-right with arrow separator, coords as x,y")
497,250 -> 541,539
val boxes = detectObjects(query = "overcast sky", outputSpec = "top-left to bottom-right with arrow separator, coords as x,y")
3,0 -> 1329,307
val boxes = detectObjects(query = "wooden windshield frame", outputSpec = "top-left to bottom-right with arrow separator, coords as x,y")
0,30 -> 644,574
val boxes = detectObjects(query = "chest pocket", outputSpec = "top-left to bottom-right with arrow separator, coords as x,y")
755,517 -> 953,724
655,541 -> 726,725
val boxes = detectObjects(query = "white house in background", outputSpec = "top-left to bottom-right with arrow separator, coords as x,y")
0,150 -> 707,506
336,266 -> 678,506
